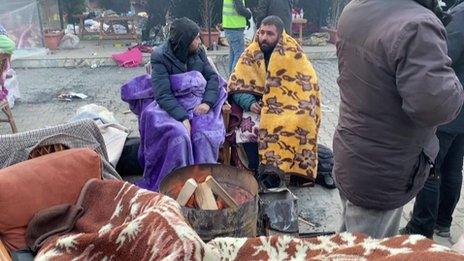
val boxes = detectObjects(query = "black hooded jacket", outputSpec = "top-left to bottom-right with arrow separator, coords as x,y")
150,17 -> 220,121
254,0 -> 293,33
414,0 -> 452,25
440,1 -> 464,133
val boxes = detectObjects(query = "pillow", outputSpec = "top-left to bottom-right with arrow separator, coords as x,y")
0,148 -> 102,251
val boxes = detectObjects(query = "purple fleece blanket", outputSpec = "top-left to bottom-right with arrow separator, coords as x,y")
121,71 -> 227,190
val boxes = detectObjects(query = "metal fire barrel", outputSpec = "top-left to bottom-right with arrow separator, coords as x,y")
159,164 -> 259,241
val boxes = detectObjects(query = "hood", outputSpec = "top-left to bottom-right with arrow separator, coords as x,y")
168,17 -> 200,63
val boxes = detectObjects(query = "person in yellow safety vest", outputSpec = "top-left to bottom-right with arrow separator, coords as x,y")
222,0 -> 251,74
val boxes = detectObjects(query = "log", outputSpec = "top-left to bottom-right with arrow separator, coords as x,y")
205,175 -> 238,210
176,178 -> 198,206
195,182 -> 218,210
0,239 -> 11,261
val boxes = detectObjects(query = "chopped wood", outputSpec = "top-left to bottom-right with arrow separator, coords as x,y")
176,178 -> 198,206
205,175 -> 238,210
195,182 -> 218,210
0,239 -> 11,261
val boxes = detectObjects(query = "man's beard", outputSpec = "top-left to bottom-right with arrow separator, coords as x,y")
260,41 -> 277,54
188,45 -> 199,55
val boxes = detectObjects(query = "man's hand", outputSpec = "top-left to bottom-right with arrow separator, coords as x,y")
250,102 -> 262,114
182,119 -> 191,133
194,103 -> 211,115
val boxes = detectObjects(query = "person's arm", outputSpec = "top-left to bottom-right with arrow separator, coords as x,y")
233,0 -> 252,19
254,0 -> 269,28
199,49 -> 220,107
151,52 -> 188,121
447,7 -> 464,64
394,17 -> 464,127
232,93 -> 257,111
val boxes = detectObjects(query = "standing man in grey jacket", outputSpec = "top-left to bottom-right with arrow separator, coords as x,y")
334,0 -> 464,239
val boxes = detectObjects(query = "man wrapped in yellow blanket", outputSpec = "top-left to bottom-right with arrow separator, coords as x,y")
228,16 -> 321,184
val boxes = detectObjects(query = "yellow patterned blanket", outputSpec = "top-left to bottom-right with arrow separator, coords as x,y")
228,32 -> 321,179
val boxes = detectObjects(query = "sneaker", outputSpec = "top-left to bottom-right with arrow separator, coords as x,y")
399,226 -> 433,239
399,226 -> 411,235
434,226 -> 451,238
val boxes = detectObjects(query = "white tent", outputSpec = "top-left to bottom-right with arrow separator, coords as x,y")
0,0 -> 44,49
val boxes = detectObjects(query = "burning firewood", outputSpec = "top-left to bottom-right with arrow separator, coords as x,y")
205,176 -> 239,210
176,178 -> 198,206
175,175 -> 244,210
216,199 -> 226,209
195,183 -> 218,210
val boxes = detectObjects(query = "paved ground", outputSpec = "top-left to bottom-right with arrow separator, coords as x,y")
12,40 -> 336,69
2,60 -> 462,246
1,66 -> 143,135
1,60 -> 341,146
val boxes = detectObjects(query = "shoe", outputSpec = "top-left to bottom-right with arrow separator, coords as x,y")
434,226 -> 451,238
399,226 -> 433,239
399,226 -> 411,235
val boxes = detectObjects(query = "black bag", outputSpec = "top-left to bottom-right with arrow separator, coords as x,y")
116,137 -> 143,180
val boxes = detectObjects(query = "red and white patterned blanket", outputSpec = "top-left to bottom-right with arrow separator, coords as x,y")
35,180 -> 464,260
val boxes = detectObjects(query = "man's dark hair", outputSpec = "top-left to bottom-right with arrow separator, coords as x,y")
261,15 -> 284,35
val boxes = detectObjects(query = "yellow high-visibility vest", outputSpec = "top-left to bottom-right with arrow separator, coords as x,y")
222,0 -> 247,29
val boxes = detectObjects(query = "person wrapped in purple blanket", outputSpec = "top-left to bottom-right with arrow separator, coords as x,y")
121,18 -> 226,191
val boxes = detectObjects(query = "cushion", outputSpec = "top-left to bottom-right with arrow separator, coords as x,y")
0,148 -> 102,251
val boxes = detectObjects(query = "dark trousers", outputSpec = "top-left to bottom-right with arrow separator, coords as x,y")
406,130 -> 464,237
243,142 -> 259,172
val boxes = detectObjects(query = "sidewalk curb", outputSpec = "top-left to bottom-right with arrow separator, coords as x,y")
12,50 -> 337,69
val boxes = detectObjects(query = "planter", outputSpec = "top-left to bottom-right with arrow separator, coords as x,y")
44,30 -> 64,50
321,26 -> 338,44
200,30 -> 220,49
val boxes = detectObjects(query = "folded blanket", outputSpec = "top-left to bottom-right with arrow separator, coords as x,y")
27,204 -> 84,252
228,32 -> 321,179
32,180 -> 464,260
34,179 -> 211,260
